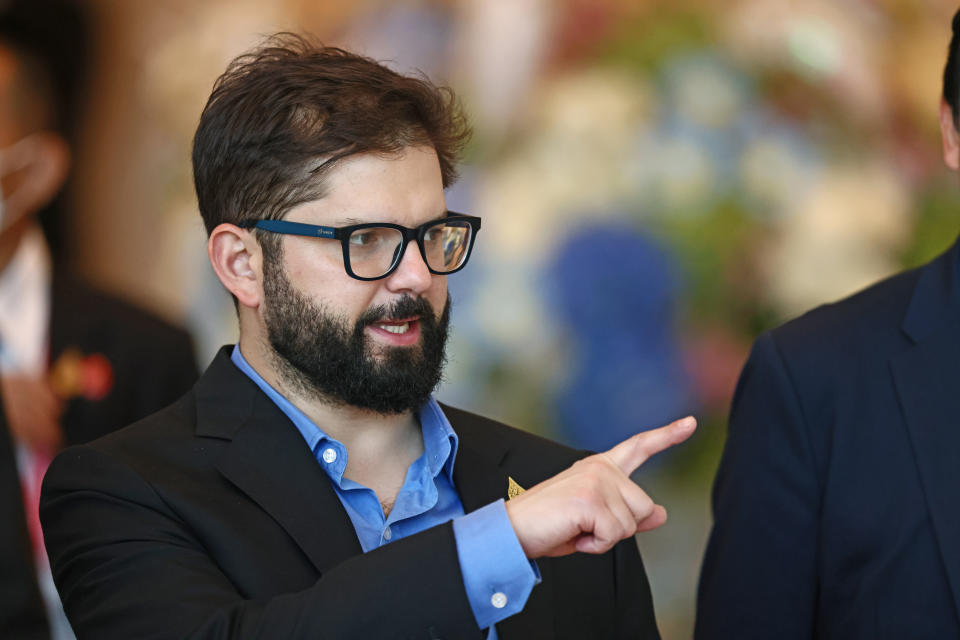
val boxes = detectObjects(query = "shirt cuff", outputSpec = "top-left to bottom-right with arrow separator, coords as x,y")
452,499 -> 540,630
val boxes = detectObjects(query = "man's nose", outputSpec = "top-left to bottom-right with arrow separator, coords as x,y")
384,240 -> 433,294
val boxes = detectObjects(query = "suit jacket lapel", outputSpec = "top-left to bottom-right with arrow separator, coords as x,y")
452,416 -> 556,639
196,349 -> 361,574
892,239 -> 960,623
452,440 -> 511,514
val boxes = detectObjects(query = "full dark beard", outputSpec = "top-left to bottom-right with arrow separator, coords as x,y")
262,257 -> 450,414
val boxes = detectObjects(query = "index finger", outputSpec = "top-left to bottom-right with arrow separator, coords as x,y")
604,416 -> 697,475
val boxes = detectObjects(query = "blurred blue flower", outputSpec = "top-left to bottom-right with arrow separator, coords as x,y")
544,220 -> 695,452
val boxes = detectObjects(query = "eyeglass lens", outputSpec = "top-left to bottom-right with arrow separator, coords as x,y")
347,220 -> 473,278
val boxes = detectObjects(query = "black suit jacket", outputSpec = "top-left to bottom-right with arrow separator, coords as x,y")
40,347 -> 660,639
696,238 -> 960,639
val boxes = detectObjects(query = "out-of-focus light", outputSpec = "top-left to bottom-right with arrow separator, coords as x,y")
787,18 -> 842,76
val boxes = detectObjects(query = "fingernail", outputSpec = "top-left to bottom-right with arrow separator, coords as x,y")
677,416 -> 696,432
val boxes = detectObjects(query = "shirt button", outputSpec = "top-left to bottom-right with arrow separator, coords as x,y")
383,526 -> 393,541
321,448 -> 337,464
491,592 -> 507,609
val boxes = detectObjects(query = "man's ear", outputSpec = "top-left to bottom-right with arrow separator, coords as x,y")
939,99 -> 960,171
208,223 -> 264,309
3,131 -> 70,219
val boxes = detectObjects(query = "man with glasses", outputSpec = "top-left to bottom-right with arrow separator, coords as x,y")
39,35 -> 694,639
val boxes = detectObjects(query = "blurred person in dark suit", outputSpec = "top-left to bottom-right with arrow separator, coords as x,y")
0,1 -> 197,637
0,399 -> 47,638
40,34 -> 696,639
696,10 -> 960,639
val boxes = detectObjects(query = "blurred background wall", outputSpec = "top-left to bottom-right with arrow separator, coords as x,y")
64,0 -> 960,636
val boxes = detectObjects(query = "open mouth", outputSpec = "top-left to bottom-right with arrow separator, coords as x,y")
368,316 -> 421,343
376,321 -> 412,334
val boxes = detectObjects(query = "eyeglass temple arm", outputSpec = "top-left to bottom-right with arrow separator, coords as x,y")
240,219 -> 337,238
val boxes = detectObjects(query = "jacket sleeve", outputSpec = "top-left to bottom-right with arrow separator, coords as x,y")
40,445 -> 484,640
694,331 -> 821,639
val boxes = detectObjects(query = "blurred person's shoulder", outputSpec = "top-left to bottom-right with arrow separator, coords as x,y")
49,272 -> 196,364
48,272 -> 198,443
774,266 -> 920,352
53,356 -> 208,484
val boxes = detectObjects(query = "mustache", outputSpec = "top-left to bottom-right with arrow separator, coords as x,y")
357,296 -> 436,327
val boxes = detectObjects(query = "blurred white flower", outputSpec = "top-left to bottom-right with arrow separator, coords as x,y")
648,134 -> 718,215
534,68 -> 655,135
722,0 -> 889,125
666,56 -> 748,130
739,129 -> 818,219
477,69 -> 656,262
763,160 -> 912,316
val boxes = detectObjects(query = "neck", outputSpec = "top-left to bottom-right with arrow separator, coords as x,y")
238,334 -> 425,481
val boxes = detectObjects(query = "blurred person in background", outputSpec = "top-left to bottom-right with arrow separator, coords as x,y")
40,34 -> 696,639
696,8 -> 960,639
0,400 -> 46,638
0,1 -> 197,637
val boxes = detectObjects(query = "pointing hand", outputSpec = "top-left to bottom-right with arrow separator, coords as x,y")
505,416 -> 696,558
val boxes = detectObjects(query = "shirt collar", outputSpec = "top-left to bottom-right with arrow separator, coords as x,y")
419,394 -> 459,483
0,225 -> 51,374
229,344 -> 459,484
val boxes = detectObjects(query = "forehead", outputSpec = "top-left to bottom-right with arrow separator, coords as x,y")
295,145 -> 446,225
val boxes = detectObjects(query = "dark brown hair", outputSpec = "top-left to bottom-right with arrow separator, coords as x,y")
192,33 -> 471,235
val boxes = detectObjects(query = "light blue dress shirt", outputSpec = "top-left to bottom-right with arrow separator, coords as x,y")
230,346 -> 537,636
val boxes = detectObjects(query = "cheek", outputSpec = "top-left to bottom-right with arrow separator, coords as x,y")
282,250 -> 379,317
282,236 -> 348,276
427,277 -> 448,314
283,241 -> 347,288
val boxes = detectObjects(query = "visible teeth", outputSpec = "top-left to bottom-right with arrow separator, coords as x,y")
378,322 -> 410,334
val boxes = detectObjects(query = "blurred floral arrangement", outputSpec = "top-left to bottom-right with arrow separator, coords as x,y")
426,0 -> 960,468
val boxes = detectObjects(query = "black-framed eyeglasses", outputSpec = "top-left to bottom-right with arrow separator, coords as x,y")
240,212 -> 481,281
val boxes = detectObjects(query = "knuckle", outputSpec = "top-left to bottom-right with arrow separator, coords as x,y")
574,457 -> 602,474
626,489 -> 654,518
638,492 -> 655,514
573,485 -> 600,508
584,458 -> 618,483
635,499 -> 655,522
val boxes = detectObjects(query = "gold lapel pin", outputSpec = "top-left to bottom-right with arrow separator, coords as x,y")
507,476 -> 526,500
